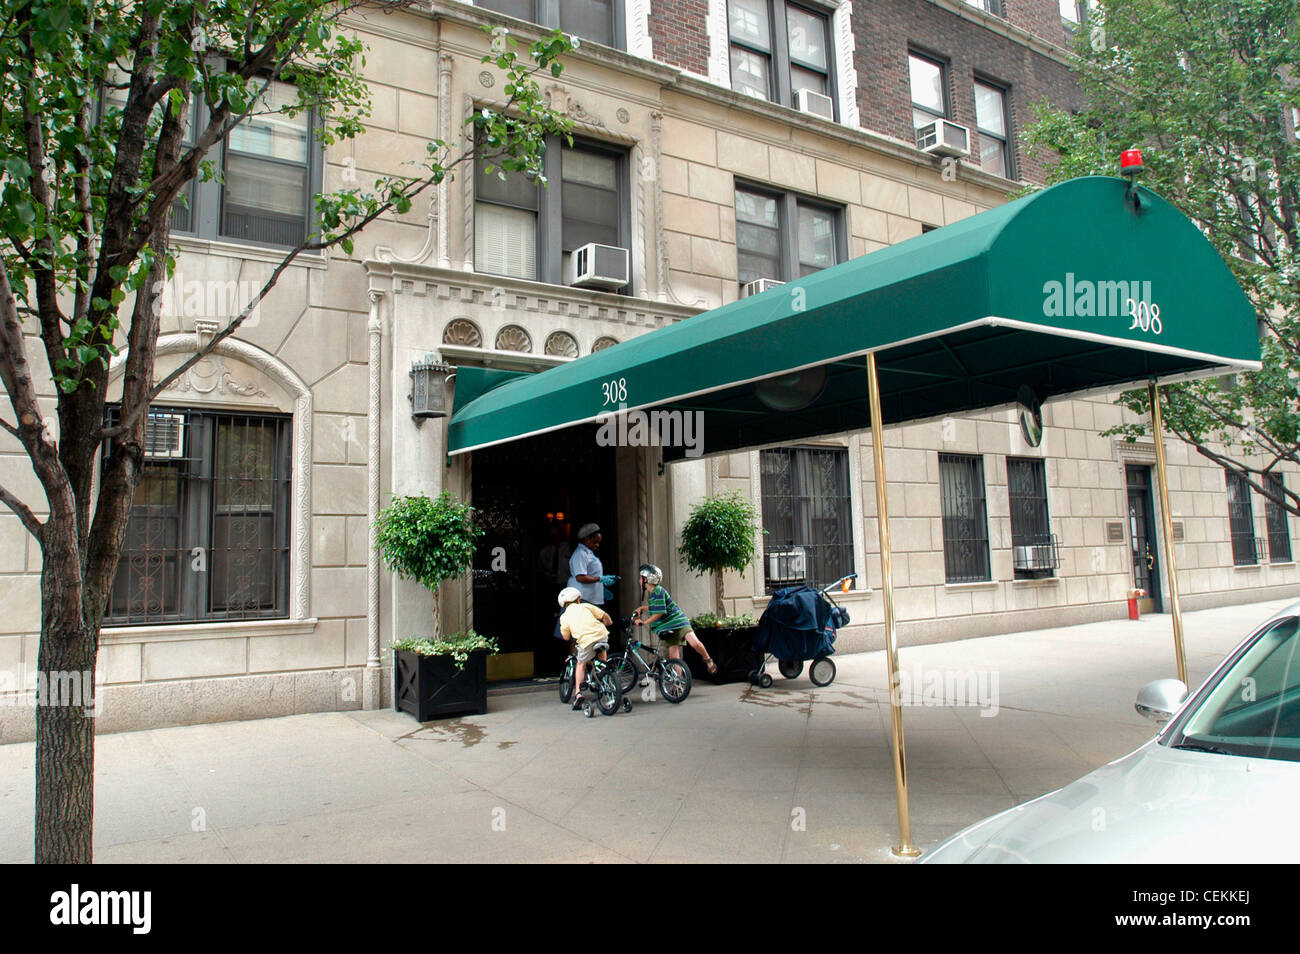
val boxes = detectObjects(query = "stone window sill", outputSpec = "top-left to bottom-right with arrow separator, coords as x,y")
101,618 -> 318,644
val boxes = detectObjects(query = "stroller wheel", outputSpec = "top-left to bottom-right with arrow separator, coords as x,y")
622,698 -> 632,713
778,658 -> 803,679
758,672 -> 773,689
809,656 -> 836,687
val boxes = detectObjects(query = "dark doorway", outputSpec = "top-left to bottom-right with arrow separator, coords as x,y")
471,424 -> 618,680
1126,464 -> 1161,613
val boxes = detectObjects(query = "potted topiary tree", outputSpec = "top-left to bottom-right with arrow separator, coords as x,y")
376,491 -> 493,720
678,491 -> 764,683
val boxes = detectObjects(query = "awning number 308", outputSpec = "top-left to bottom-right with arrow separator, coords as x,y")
1126,298 -> 1162,335
602,377 -> 628,406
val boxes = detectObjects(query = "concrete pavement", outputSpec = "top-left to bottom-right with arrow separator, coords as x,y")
0,597 -> 1289,863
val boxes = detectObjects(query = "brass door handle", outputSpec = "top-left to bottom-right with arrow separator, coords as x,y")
1145,548 -> 1155,570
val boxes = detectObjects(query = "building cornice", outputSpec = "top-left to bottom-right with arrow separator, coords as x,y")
923,0 -> 1079,69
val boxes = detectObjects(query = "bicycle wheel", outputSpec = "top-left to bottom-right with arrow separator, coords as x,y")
559,656 -> 575,704
809,656 -> 836,687
594,666 -> 623,716
612,652 -> 638,695
657,659 -> 692,703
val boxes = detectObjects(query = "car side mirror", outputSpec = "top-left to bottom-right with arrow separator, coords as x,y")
1135,678 -> 1188,723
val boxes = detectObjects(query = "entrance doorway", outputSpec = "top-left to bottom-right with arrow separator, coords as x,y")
471,424 -> 618,681
1125,464 -> 1161,613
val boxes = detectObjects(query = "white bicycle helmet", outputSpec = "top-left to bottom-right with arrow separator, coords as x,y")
557,586 -> 581,608
638,564 -> 663,586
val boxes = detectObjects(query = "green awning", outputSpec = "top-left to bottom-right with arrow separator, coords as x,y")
448,177 -> 1261,459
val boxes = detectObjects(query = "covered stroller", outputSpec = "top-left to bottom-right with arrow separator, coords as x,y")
751,574 -> 855,687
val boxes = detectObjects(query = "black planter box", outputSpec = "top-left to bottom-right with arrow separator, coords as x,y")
394,648 -> 488,721
686,626 -> 764,684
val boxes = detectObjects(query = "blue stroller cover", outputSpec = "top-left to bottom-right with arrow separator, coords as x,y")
755,585 -> 838,660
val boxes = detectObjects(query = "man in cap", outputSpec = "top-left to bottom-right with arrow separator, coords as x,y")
567,522 -> 617,608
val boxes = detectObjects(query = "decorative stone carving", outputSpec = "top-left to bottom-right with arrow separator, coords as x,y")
478,71 -> 495,88
495,324 -> 533,352
545,84 -> 605,128
616,107 -> 630,124
163,353 -> 271,399
544,331 -> 579,357
592,336 -> 619,352
443,318 -> 484,347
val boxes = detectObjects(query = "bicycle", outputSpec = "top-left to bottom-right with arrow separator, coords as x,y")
558,647 -> 629,716
609,634 -> 692,703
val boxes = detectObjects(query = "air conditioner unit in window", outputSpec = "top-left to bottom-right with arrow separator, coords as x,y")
767,547 -> 807,584
143,413 -> 185,460
566,243 -> 630,290
740,278 -> 786,298
795,88 -> 835,121
915,119 -> 971,158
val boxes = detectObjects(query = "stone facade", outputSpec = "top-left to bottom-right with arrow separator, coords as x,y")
1,0 -> 1292,741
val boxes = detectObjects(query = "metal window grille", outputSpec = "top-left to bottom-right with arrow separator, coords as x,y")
760,446 -> 852,593
940,453 -> 991,583
1226,471 -> 1258,566
1265,473 -> 1292,563
104,408 -> 292,625
1007,457 -> 1058,579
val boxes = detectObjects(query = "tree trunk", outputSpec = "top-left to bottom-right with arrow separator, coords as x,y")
431,584 -> 441,638
715,571 -> 725,617
34,627 -> 97,863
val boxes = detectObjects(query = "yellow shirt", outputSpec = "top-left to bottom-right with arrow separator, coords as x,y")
560,602 -> 609,650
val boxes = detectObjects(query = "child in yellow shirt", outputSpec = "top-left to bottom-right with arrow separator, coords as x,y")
558,586 -> 612,710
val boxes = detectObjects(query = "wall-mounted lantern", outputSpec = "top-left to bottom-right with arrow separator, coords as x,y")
409,354 -> 452,425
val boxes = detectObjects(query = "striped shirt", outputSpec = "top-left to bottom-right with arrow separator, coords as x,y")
647,585 -> 689,635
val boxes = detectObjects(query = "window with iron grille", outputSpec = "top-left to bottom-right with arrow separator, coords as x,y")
760,446 -> 852,592
940,453 -> 991,583
1007,457 -> 1058,579
1226,470 -> 1259,566
1265,473 -> 1292,563
104,408 -> 292,625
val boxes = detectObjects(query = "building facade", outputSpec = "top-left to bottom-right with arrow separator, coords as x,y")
1,0 -> 1294,740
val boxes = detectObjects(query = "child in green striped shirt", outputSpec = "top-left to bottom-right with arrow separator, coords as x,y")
634,563 -> 717,676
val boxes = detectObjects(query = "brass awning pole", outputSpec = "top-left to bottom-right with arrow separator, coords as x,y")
867,351 -> 919,859
1148,381 -> 1189,685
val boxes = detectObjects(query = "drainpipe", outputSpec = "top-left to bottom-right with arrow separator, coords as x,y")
364,289 -> 385,710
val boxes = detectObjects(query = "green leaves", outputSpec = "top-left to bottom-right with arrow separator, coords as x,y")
388,631 -> 500,669
375,491 -> 484,593
678,491 -> 764,577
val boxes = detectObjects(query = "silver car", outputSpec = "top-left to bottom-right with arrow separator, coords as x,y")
922,603 -> 1300,863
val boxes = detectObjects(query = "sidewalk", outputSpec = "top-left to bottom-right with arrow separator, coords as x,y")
0,598 -> 1289,864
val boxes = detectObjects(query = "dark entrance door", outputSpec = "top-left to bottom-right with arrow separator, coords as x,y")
1126,464 -> 1161,613
471,424 -> 618,680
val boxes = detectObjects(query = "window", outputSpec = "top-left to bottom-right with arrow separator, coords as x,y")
1007,458 -> 1058,579
1266,474 -> 1292,563
728,0 -> 834,115
1227,471 -> 1259,566
940,453 -> 991,583
221,78 -> 312,246
974,80 -> 1012,179
103,71 -> 320,248
909,52 -> 948,132
963,0 -> 1001,14
760,446 -> 852,592
735,186 -> 842,285
104,408 -> 292,625
476,0 -> 621,48
474,136 -> 628,287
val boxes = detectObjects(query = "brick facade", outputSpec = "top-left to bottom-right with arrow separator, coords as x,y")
1002,0 -> 1070,47
851,0 -> 1083,184
650,0 -> 712,75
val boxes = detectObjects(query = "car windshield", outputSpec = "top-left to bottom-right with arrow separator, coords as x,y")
1170,615 -> 1300,762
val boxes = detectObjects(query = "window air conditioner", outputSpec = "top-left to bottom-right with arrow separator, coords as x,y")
767,547 -> 807,584
143,413 -> 185,460
915,119 -> 971,158
740,278 -> 786,298
795,88 -> 835,121
566,243 -> 630,290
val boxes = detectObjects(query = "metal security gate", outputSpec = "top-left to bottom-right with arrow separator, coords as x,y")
1126,464 -> 1161,613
